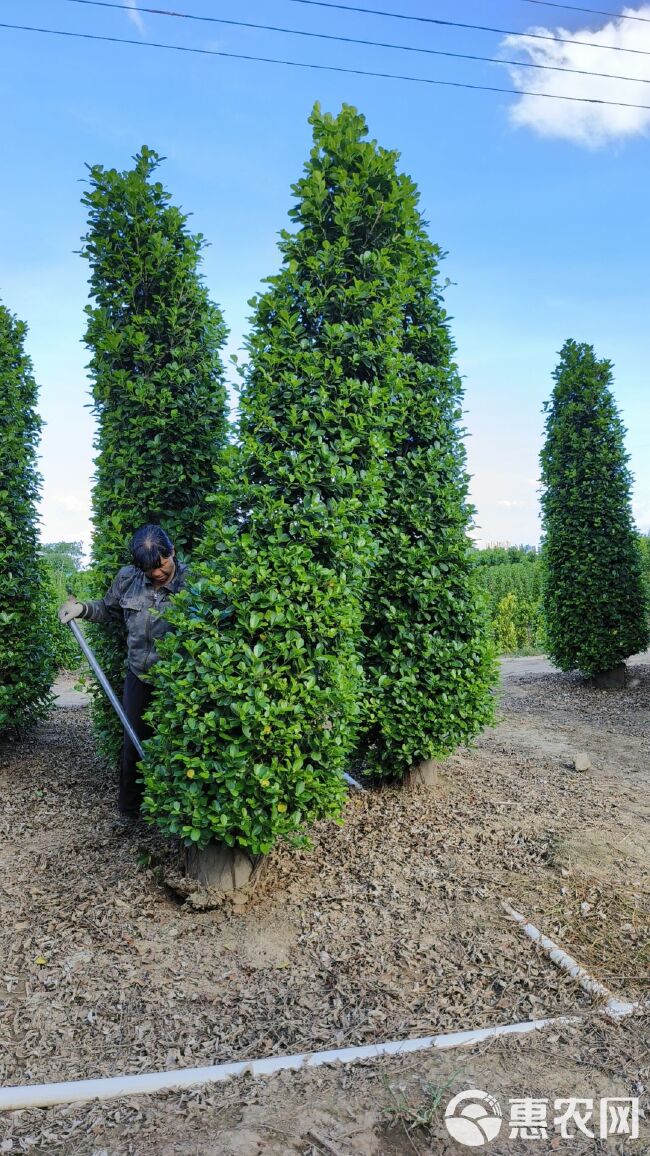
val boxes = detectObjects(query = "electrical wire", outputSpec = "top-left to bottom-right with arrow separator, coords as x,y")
52,0 -> 650,87
285,0 -> 650,57
519,0 -> 650,24
4,20 -> 650,108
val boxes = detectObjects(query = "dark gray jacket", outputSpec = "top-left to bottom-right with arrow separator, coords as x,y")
82,561 -> 189,678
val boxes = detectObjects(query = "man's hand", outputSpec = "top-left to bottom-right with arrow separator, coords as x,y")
58,598 -> 85,624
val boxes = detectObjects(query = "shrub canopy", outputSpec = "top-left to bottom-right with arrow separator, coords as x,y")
80,146 -> 229,758
142,104 -> 496,847
540,339 -> 649,676
0,302 -> 56,737
354,188 -> 496,778
143,105 -> 398,851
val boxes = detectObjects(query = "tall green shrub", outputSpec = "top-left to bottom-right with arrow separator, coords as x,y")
0,302 -> 56,736
142,104 -> 436,851
540,339 -> 648,676
80,146 -> 229,760
355,210 -> 496,778
142,104 -> 496,845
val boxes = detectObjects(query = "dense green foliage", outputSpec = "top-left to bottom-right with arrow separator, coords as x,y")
40,541 -> 91,670
639,534 -> 650,594
0,302 -> 57,736
142,106 -> 396,850
474,544 -> 539,567
540,339 -> 648,676
80,146 -> 229,759
473,550 -> 544,654
142,105 -> 496,847
355,183 -> 496,778
474,533 -> 650,656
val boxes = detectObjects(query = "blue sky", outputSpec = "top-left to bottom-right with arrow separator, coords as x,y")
2,0 -> 649,551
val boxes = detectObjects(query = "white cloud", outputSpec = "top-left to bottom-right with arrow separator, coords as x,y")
501,6 -> 650,146
50,493 -> 90,515
39,492 -> 92,551
125,0 -> 145,34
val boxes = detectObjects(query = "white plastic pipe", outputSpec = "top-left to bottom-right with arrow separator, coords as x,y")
1,908 -> 638,1112
503,901 -> 636,1016
0,1013 -> 584,1112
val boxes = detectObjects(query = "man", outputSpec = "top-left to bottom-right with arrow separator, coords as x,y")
58,524 -> 188,821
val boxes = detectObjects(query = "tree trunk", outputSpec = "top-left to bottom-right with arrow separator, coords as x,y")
404,758 -> 440,791
593,663 -> 626,689
184,841 -> 258,891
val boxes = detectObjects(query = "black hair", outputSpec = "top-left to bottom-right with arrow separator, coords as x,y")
131,524 -> 174,571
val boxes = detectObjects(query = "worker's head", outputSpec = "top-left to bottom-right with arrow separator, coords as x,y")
131,524 -> 175,583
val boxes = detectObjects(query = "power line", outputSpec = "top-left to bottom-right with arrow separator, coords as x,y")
519,0 -> 650,24
4,20 -> 650,109
53,0 -> 650,87
285,0 -> 650,57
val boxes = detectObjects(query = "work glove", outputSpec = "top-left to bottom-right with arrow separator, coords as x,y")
58,597 -> 85,624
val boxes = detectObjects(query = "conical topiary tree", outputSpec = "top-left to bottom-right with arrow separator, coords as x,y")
0,301 -> 57,737
141,104 -> 495,851
540,339 -> 649,679
81,146 -> 229,760
354,196 -> 496,780
141,104 -> 433,853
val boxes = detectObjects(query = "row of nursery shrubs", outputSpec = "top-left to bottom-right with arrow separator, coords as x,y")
474,536 -> 650,656
40,542 -> 92,670
41,536 -> 650,665
473,546 -> 543,655
3,102 -> 647,854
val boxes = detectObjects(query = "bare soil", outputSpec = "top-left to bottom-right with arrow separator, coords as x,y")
0,660 -> 648,1154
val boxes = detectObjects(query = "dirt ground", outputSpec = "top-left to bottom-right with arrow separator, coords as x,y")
0,659 -> 648,1154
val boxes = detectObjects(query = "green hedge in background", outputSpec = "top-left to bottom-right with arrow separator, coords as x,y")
40,541 -> 91,670
540,339 -> 649,676
0,302 -> 57,737
80,146 -> 229,761
474,551 -> 544,654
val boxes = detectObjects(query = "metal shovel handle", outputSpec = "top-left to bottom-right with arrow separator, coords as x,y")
68,619 -> 145,759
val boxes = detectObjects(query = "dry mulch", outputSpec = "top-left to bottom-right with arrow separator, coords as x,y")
0,663 -> 648,1153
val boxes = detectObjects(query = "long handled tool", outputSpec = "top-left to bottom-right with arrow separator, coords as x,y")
68,619 -> 145,759
67,619 -> 364,790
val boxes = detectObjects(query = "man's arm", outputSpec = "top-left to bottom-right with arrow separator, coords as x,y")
81,573 -> 127,625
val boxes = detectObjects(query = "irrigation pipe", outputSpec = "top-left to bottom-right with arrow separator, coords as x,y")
502,901 -> 637,1016
1,905 -> 640,1112
0,1013 -> 585,1112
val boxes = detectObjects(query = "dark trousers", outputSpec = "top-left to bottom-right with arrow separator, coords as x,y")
119,669 -> 153,815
